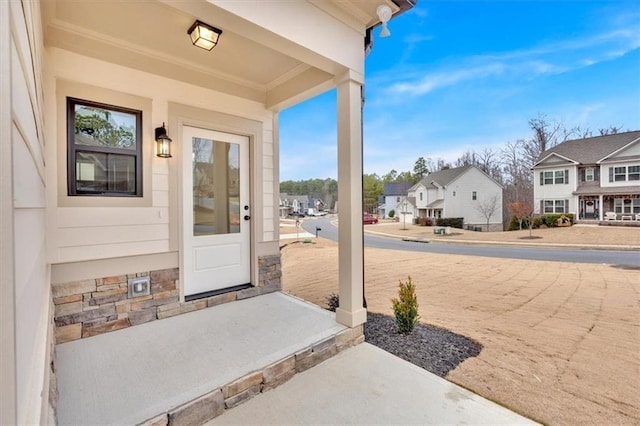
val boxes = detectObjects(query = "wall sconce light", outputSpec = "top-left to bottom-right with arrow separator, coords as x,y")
376,5 -> 392,38
155,123 -> 172,158
187,20 -> 223,51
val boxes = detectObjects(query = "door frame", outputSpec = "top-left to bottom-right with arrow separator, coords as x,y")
168,103 -> 266,302
181,125 -> 251,297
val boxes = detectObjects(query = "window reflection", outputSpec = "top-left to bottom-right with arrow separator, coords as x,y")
192,137 -> 240,236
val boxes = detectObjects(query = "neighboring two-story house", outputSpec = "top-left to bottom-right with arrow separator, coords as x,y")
533,131 -> 640,221
378,182 -> 413,218
279,194 -> 309,217
408,165 -> 504,231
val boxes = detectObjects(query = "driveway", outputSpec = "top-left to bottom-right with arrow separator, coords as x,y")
281,237 -> 640,425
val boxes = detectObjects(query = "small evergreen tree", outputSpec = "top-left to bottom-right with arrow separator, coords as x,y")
391,276 -> 419,333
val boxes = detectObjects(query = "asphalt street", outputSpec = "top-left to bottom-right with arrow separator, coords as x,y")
301,217 -> 640,267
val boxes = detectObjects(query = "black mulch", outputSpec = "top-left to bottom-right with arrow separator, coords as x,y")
363,312 -> 482,378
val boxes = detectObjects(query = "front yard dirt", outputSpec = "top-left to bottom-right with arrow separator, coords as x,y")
281,237 -> 640,425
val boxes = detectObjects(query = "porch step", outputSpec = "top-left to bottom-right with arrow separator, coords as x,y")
55,292 -> 360,425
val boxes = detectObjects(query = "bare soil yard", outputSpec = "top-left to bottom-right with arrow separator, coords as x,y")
281,232 -> 640,425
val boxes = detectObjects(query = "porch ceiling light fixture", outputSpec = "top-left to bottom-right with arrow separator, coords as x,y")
376,4 -> 392,38
188,20 -> 223,51
155,123 -> 172,158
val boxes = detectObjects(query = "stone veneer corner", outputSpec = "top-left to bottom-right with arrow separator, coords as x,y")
52,255 -> 282,343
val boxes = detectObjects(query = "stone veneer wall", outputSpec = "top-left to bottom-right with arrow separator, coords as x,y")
53,254 -> 281,343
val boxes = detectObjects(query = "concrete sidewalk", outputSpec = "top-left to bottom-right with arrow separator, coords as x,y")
211,343 -> 536,425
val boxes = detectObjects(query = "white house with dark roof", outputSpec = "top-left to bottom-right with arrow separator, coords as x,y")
378,182 -> 414,218
533,131 -> 640,221
408,165 -> 504,231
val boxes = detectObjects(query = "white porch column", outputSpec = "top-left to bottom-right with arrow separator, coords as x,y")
598,195 -> 603,221
335,70 -> 367,328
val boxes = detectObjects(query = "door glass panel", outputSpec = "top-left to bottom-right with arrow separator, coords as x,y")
192,137 -> 240,236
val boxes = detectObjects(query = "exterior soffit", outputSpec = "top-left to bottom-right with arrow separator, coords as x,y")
42,0 -> 351,106
309,0 -> 401,31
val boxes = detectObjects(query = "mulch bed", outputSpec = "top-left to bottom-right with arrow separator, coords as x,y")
364,312 -> 482,378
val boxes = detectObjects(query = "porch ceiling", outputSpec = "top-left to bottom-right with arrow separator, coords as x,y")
41,0 -> 392,109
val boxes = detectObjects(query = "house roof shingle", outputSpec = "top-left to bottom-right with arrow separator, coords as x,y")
383,182 -> 413,196
536,130 -> 640,165
415,165 -> 472,189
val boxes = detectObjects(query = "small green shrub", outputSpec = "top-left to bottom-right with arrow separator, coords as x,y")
418,217 -> 432,226
507,216 -> 520,231
436,217 -> 464,229
325,293 -> 339,312
508,216 -> 533,231
391,276 -> 419,334
388,209 -> 395,218
531,213 -> 575,228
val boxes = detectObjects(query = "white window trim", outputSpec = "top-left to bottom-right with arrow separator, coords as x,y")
543,199 -> 567,214
585,168 -> 594,181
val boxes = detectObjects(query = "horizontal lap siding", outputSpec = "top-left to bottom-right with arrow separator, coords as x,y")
55,204 -> 170,262
50,49 -> 276,262
262,129 -> 276,241
10,0 -> 49,424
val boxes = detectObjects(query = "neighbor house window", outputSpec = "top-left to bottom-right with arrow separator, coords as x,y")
629,165 -> 640,181
472,191 -> 477,200
544,199 -> 568,214
614,167 -> 626,182
67,98 -> 142,196
540,169 -> 568,185
585,168 -> 594,181
614,198 -> 639,214
419,192 -> 423,201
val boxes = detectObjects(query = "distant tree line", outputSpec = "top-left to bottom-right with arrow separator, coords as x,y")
281,114 -> 625,223
279,178 -> 338,211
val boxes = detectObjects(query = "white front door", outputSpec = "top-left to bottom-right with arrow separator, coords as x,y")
182,126 -> 250,297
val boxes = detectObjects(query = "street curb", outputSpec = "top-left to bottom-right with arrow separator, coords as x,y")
364,229 -> 640,251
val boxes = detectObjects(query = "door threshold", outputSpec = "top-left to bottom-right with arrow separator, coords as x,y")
185,283 -> 252,302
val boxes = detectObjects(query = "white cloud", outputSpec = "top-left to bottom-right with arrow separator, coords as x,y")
383,22 -> 640,98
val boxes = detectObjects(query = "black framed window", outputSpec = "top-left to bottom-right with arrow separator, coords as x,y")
67,98 -> 142,196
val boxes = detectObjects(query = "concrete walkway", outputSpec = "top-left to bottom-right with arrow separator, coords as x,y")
211,343 -> 536,425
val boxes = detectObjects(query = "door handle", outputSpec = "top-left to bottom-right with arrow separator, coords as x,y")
244,215 -> 251,221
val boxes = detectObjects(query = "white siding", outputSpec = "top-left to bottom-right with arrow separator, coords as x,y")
600,161 -> 640,188
3,1 -> 51,424
533,165 -> 578,214
47,48 -> 276,264
445,168 -> 503,227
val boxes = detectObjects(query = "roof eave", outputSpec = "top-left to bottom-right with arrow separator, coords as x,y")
596,137 -> 640,164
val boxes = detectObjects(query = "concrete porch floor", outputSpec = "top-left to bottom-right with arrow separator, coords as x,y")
55,292 -> 346,425
56,291 -> 535,425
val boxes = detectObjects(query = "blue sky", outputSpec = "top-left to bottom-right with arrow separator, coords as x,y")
279,0 -> 640,181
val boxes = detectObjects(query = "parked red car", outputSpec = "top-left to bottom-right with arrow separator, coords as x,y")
363,213 -> 378,224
